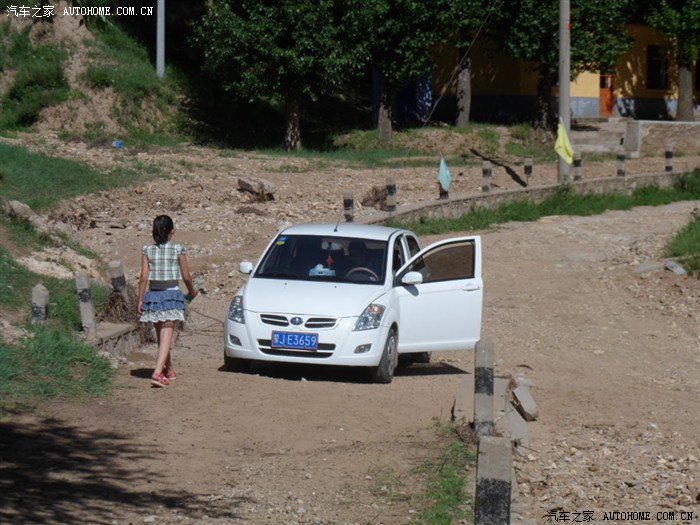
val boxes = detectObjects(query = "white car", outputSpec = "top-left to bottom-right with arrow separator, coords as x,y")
224,223 -> 483,383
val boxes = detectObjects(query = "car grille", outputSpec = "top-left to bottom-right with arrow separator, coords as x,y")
259,314 -> 338,329
257,339 -> 335,358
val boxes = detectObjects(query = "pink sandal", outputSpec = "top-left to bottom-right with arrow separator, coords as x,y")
165,368 -> 176,380
151,373 -> 170,388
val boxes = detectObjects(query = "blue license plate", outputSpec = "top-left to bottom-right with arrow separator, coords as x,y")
271,331 -> 319,350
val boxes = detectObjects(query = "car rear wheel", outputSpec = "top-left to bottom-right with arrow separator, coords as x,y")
370,328 -> 397,384
224,352 -> 251,373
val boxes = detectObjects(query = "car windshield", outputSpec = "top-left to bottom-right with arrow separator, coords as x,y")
255,234 -> 387,284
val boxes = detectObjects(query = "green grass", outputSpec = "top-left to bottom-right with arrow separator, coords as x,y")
392,171 -> 700,235
0,23 -> 70,130
0,142 -> 145,210
0,246 -> 108,330
666,216 -> 700,276
0,325 -> 112,415
83,23 -> 182,132
416,424 -> 476,524
0,244 -> 111,415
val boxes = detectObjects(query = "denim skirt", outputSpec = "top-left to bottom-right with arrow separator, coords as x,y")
139,288 -> 186,323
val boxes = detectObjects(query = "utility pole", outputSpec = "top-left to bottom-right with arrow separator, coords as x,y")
557,0 -> 571,184
156,0 -> 164,78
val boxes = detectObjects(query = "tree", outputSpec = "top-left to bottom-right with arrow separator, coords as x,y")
496,0 -> 633,130
449,0 -> 498,127
363,0 -> 455,141
192,0 -> 368,150
647,0 -> 700,122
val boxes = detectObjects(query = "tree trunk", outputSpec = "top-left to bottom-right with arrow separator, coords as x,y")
377,75 -> 393,143
533,66 -> 558,142
456,57 -> 471,128
284,96 -> 302,151
676,62 -> 695,122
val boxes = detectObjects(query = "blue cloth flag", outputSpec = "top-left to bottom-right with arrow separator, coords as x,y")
438,156 -> 451,192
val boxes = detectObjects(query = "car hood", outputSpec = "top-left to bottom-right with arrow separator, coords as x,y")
242,277 -> 385,317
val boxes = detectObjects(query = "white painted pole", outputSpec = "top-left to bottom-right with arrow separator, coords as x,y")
156,0 -> 165,78
557,0 -> 571,184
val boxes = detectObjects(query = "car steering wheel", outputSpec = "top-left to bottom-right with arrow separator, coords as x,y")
346,267 -> 380,281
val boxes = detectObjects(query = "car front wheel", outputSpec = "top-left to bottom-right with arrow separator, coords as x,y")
370,328 -> 397,384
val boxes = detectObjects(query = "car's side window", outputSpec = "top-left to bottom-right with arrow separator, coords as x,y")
406,240 -> 475,283
406,235 -> 421,258
391,236 -> 406,274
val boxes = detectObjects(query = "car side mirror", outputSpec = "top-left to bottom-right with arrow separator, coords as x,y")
401,271 -> 423,285
239,261 -> 254,274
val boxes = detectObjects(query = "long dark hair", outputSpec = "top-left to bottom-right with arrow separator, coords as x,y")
152,215 -> 174,245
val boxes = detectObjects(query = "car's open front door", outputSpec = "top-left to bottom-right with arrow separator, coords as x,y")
394,236 -> 482,353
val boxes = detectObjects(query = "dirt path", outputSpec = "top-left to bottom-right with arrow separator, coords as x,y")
3,194 -> 700,524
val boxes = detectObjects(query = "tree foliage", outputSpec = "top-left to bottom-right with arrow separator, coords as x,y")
192,0 -> 370,149
497,0 -> 633,127
646,0 -> 700,121
647,0 -> 700,65
362,0 -> 457,140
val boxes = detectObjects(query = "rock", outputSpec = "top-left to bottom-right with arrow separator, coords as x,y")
664,260 -> 687,275
238,177 -> 275,202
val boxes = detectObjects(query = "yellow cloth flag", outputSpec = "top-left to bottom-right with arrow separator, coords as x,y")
554,121 -> 574,164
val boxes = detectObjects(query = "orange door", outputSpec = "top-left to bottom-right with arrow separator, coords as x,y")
599,74 -> 614,117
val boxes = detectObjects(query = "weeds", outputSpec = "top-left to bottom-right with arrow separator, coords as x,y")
0,143 -> 146,210
0,23 -> 70,130
0,325 -> 112,415
415,423 -> 476,525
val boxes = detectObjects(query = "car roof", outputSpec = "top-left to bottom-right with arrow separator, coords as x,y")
278,223 -> 411,241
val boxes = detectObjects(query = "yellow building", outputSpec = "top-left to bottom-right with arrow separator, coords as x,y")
429,24 -> 699,121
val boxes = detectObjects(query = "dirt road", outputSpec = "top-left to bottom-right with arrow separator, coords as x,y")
3,189 -> 700,524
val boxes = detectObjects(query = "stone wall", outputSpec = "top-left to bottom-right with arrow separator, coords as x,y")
624,121 -> 700,158
362,171 -> 684,225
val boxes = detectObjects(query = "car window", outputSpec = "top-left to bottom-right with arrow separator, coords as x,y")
406,235 -> 421,258
405,240 -> 475,283
255,235 -> 387,284
391,236 -> 406,274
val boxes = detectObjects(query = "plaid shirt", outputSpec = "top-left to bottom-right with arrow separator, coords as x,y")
143,242 -> 185,282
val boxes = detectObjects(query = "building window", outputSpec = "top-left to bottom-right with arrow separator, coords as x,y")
647,46 -> 668,90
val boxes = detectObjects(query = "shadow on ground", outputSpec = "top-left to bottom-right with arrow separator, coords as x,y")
0,418 -> 252,524
219,360 -> 466,383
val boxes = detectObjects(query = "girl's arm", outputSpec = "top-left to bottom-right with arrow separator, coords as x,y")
138,254 -> 149,314
179,254 -> 197,298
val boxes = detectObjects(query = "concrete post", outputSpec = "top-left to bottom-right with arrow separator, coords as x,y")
108,260 -> 129,303
31,283 -> 49,323
475,436 -> 512,525
523,158 -> 532,185
482,161 -> 492,193
616,150 -> 626,177
573,152 -> 582,181
474,338 -> 495,437
75,272 -> 97,339
385,177 -> 397,212
665,146 -> 674,173
343,193 -> 354,222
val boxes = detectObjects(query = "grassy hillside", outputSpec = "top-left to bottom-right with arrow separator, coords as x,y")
0,16 -> 184,142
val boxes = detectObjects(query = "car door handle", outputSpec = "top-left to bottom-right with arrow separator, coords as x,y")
462,284 -> 481,292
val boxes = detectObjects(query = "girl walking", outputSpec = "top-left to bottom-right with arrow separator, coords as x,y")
138,215 -> 197,388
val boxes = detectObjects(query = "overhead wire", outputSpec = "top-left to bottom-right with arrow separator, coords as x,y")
420,0 -> 504,128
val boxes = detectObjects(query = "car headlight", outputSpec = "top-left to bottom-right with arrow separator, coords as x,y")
353,304 -> 385,331
227,296 -> 245,324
